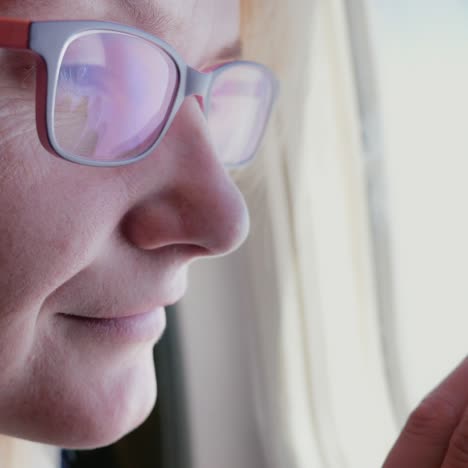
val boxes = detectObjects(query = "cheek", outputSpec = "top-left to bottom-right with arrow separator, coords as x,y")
0,164 -> 125,387
0,130 -> 146,445
0,142 -> 123,333
1,190 -> 104,300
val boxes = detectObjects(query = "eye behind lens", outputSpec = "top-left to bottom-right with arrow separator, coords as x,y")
53,31 -> 180,164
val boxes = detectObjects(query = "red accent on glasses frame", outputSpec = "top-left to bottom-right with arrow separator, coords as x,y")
0,17 -> 56,158
0,18 -> 31,48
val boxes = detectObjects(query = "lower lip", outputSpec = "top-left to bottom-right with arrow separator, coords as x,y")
59,307 -> 167,344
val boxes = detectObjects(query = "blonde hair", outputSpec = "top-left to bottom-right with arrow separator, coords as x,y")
235,0 -> 314,195
235,1 -> 315,467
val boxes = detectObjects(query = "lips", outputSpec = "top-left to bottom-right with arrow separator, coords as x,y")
59,297 -> 181,321
56,277 -> 187,321
58,307 -> 167,344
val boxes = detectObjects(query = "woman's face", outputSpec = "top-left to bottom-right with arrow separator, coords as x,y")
0,0 -> 246,449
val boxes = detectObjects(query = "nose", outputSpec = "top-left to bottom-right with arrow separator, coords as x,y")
121,99 -> 250,258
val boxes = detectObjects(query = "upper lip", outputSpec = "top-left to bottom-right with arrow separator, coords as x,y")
56,257 -> 190,320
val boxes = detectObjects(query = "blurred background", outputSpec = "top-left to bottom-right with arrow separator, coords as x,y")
64,0 -> 468,466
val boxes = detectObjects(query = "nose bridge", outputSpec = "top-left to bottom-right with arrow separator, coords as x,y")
185,67 -> 213,98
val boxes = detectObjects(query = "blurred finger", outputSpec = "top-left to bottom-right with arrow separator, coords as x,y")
383,356 -> 468,467
441,404 -> 468,467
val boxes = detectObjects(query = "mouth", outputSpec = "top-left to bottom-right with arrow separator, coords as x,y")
58,307 -> 167,344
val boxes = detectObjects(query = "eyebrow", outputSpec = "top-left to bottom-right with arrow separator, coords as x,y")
118,0 -> 182,35
118,0 -> 243,63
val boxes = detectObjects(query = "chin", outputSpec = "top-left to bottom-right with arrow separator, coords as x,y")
0,353 -> 158,450
58,363 -> 159,450
67,388 -> 157,449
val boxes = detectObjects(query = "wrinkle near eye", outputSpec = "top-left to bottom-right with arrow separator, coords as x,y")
0,50 -> 37,90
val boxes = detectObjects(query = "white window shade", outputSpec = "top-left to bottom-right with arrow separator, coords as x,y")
366,0 -> 468,423
279,0 -> 397,465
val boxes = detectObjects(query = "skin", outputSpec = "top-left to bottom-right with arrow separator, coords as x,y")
383,356 -> 468,468
1,0 -> 467,463
0,0 -> 247,449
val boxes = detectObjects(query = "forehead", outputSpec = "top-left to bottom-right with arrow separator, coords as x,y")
1,0 -> 240,65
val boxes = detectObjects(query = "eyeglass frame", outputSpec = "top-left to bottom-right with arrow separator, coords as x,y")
0,17 -> 279,168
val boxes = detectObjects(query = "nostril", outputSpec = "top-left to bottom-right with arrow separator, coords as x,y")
151,243 -> 210,261
195,95 -> 205,112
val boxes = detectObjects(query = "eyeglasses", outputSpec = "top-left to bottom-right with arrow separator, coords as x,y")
0,18 -> 279,168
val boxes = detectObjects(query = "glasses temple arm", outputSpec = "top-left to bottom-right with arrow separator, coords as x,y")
0,17 -> 31,49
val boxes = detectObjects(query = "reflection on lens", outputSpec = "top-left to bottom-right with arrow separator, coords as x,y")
207,64 -> 274,166
54,31 -> 179,162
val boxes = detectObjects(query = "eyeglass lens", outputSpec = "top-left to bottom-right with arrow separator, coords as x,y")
207,64 -> 274,166
55,31 -> 178,162
53,31 -> 273,165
